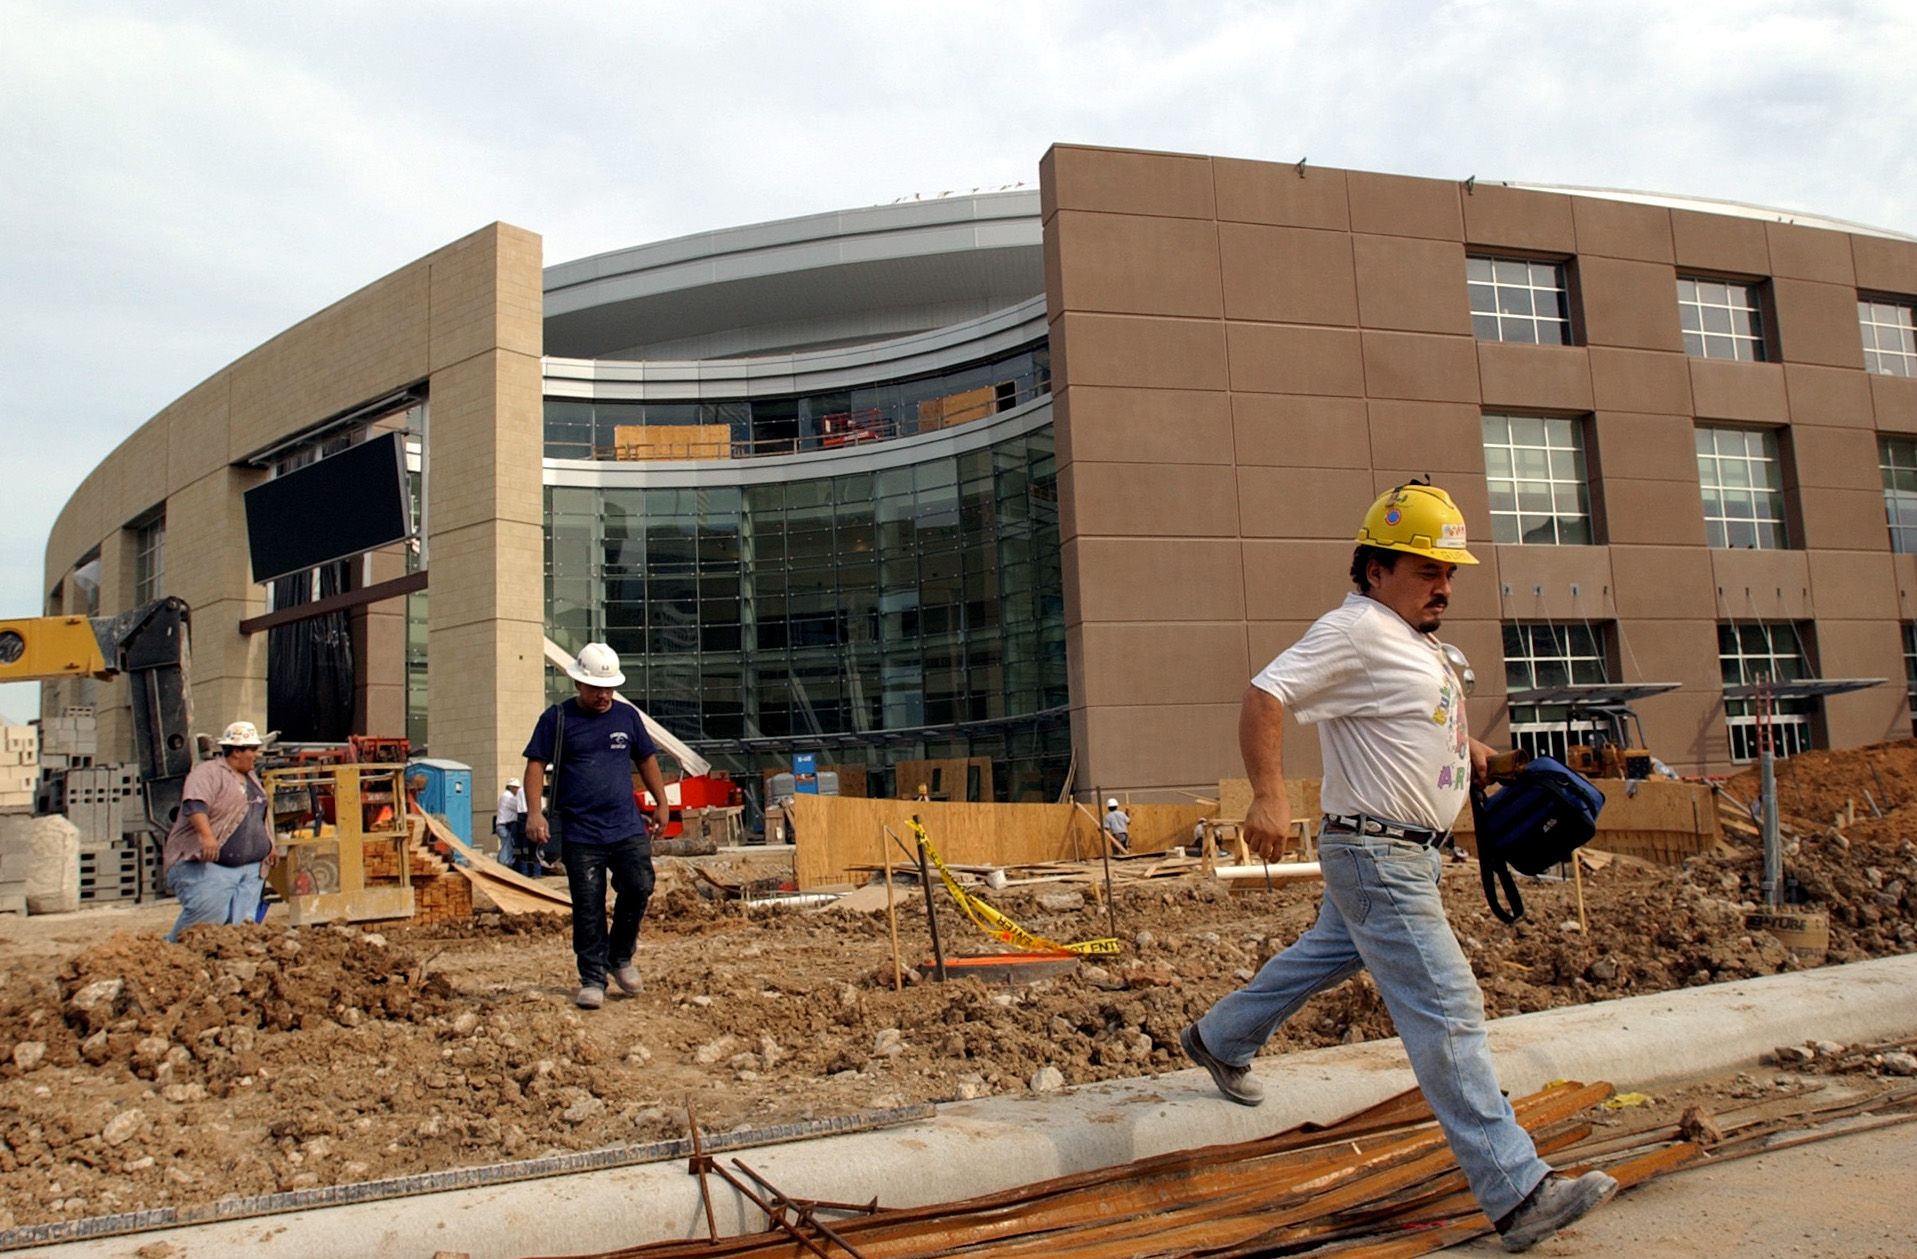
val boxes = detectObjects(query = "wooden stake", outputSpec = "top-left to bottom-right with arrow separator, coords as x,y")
1573,852 -> 1589,934
881,826 -> 903,991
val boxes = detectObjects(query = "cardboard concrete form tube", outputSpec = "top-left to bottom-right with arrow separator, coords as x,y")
34,955 -> 1917,1259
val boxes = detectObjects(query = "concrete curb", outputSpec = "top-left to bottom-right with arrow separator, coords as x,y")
27,954 -> 1917,1259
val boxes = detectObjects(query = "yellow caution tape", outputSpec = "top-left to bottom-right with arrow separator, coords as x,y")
909,820 -> 1122,957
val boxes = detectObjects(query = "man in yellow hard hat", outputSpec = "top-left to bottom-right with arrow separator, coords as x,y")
1178,483 -> 1616,1253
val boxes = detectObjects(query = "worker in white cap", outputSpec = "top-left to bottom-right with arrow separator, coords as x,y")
1101,797 -> 1130,851
494,776 -> 529,874
161,720 -> 276,941
522,643 -> 671,1010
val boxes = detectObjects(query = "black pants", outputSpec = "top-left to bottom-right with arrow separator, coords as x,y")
562,833 -> 655,988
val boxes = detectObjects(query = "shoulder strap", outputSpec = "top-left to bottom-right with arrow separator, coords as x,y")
1473,784 -> 1526,924
549,702 -> 566,789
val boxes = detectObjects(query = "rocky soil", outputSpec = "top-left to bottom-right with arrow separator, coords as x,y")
0,743 -> 1914,1230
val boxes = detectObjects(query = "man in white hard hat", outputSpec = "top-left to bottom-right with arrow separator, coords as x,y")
161,720 -> 275,941
1177,483 -> 1616,1253
1100,798 -> 1130,851
494,777 -> 528,874
522,643 -> 671,1009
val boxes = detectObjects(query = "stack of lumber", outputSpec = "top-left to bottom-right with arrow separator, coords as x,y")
589,1081 -> 1699,1259
413,810 -> 572,916
591,1080 -> 1917,1259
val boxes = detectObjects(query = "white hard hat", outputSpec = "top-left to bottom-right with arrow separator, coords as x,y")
506,778 -> 521,788
566,642 -> 626,688
218,720 -> 262,748
1107,798 -> 1119,809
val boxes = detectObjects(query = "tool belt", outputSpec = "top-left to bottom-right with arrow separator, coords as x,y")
1320,814 -> 1451,848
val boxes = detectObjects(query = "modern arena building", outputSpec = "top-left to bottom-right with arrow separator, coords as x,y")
40,144 -> 1917,817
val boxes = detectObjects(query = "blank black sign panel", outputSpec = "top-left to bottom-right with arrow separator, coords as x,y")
243,432 -> 413,584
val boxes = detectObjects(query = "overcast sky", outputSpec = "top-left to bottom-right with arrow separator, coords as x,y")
3,0 -> 1914,721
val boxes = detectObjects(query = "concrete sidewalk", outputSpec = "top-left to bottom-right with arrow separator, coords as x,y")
19,954 -> 1917,1259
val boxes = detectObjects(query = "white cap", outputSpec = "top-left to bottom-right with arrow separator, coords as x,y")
506,778 -> 521,788
566,642 -> 626,688
1107,798 -> 1119,809
219,720 -> 262,748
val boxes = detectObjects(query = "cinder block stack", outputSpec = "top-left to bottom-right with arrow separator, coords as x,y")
0,835 -> 29,914
0,726 -> 37,813
64,764 -> 138,849
38,707 -> 97,769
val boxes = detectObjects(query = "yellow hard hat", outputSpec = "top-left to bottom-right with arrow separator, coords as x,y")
1355,483 -> 1479,565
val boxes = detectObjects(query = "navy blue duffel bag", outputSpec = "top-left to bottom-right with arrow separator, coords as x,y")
1469,756 -> 1606,924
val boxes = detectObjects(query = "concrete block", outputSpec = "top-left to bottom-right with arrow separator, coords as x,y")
0,813 -> 81,914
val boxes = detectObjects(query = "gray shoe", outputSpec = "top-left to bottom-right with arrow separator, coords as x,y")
1497,1170 -> 1618,1252
575,985 -> 604,1010
611,964 -> 643,994
1179,1025 -> 1264,1106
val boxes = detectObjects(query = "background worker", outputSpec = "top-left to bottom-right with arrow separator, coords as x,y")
1177,483 -> 1616,1254
161,720 -> 276,941
494,777 -> 528,873
1101,798 -> 1130,851
522,643 -> 671,1010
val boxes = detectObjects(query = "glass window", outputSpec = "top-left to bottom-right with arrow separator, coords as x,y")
1696,426 -> 1788,549
1482,414 -> 1592,544
1905,623 -> 1917,739
543,423 -> 1066,793
1881,437 -> 1917,553
1467,255 -> 1572,345
1719,622 -> 1815,761
1861,298 -> 1917,377
132,514 -> 165,604
1678,278 -> 1767,361
1502,622 -> 1609,760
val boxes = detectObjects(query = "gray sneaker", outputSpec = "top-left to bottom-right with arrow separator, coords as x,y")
611,964 -> 643,994
1496,1170 -> 1618,1252
1179,1025 -> 1264,1106
575,985 -> 605,1010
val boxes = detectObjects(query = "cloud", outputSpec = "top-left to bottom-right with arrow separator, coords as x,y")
1,0 -> 1913,717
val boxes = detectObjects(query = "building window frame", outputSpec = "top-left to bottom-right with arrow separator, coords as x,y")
1696,424 -> 1789,550
1467,254 -> 1574,346
1881,435 -> 1917,554
1903,622 -> 1917,739
1482,412 -> 1595,545
131,512 -> 165,605
1719,621 -> 1817,762
1860,294 -> 1917,378
1503,621 -> 1610,761
1678,275 -> 1769,362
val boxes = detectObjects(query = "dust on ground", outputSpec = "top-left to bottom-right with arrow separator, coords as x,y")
0,744 -> 1913,1230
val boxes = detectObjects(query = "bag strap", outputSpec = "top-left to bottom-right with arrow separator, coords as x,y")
1472,784 -> 1526,924
548,702 -> 566,800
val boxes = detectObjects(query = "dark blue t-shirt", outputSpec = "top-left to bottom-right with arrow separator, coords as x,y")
522,700 -> 660,846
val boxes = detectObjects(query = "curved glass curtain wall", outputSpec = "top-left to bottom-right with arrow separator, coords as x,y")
544,343 -> 1049,460
544,423 -> 1069,802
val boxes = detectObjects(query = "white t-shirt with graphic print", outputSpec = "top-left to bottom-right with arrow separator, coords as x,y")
1249,592 -> 1471,834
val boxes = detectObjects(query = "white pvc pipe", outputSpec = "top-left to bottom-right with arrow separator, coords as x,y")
1214,862 -> 1323,882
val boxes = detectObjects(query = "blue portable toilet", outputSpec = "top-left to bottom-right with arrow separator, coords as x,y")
406,758 -> 473,847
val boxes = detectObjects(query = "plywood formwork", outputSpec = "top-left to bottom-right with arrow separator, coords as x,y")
787,796 -> 1213,889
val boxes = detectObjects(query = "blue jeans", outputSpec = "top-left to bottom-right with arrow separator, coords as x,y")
1194,831 -> 1551,1221
495,822 -> 521,869
165,861 -> 264,942
562,834 -> 655,989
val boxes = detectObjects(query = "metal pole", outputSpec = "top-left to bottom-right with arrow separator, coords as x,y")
1759,677 -> 1781,909
880,827 -> 902,992
911,815 -> 947,983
